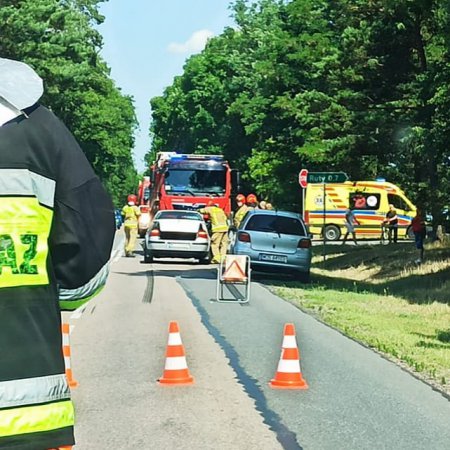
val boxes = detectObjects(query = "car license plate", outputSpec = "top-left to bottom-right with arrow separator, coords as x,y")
259,254 -> 287,263
168,243 -> 189,249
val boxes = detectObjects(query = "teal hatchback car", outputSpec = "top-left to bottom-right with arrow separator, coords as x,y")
231,209 -> 312,282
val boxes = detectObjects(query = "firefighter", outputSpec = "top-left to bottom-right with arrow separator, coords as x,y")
246,193 -> 258,209
199,200 -> 229,263
233,193 -> 249,228
122,194 -> 141,257
0,58 -> 114,450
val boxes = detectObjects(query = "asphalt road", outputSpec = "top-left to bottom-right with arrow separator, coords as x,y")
66,235 -> 450,450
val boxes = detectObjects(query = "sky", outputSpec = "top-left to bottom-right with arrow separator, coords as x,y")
98,0 -> 236,173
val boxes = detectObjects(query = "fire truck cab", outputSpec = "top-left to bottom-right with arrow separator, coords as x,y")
147,152 -> 233,219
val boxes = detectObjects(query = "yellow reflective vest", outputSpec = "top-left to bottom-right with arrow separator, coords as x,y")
199,206 -> 229,233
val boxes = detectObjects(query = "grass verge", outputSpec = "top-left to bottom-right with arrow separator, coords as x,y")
265,239 -> 450,396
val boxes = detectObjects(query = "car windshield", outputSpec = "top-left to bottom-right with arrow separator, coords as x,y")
164,168 -> 226,195
245,214 -> 306,236
155,211 -> 202,221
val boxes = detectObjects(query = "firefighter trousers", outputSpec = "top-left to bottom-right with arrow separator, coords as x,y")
211,231 -> 228,263
124,226 -> 138,256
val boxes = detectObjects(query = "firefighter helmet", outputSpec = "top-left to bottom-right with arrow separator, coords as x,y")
127,194 -> 137,204
246,193 -> 257,204
207,200 -> 215,207
236,194 -> 246,203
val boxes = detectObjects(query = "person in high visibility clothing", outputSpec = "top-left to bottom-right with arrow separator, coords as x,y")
122,194 -> 141,257
0,58 -> 115,450
233,194 -> 249,228
246,193 -> 258,210
199,200 -> 229,263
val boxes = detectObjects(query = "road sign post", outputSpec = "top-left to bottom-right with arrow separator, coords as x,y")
323,182 -> 326,264
298,169 -> 308,221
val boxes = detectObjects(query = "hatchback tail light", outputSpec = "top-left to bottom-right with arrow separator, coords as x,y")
150,227 -> 160,237
298,238 -> 311,249
140,206 -> 149,213
238,232 -> 251,243
197,230 -> 208,239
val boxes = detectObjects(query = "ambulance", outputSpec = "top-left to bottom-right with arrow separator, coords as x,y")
304,180 -> 417,241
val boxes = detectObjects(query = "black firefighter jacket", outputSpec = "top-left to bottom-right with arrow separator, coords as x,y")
0,104 -> 115,449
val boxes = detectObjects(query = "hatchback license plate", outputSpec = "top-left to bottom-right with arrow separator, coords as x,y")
259,254 -> 287,263
168,242 -> 189,249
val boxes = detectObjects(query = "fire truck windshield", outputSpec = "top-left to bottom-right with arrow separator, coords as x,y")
164,168 -> 226,195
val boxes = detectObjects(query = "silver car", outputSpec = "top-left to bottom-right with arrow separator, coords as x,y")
231,209 -> 312,282
143,210 -> 210,263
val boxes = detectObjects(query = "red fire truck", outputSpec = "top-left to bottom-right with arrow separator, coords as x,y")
142,152 -> 236,231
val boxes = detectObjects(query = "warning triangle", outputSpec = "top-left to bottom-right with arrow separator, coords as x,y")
222,256 -> 247,281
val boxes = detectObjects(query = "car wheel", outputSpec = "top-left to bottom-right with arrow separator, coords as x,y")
198,252 -> 211,264
295,271 -> 310,284
144,248 -> 153,263
324,225 -> 341,241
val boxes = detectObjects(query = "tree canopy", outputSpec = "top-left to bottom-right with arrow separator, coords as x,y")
0,0 -> 139,206
148,0 -> 450,224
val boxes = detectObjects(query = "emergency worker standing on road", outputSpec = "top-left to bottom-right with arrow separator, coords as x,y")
122,194 -> 141,257
199,200 -> 229,263
0,58 -> 115,450
233,194 -> 249,228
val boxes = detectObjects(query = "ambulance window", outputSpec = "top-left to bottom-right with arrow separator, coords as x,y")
388,194 -> 408,211
350,193 -> 380,210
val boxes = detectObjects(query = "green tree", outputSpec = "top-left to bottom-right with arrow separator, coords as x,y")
148,0 -> 450,216
0,0 -> 139,206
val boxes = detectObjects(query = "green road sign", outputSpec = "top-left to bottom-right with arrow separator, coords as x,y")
307,172 -> 349,183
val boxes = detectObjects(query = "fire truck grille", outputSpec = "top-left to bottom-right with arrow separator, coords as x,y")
160,232 -> 197,241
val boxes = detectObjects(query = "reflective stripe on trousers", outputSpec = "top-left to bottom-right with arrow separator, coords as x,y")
0,400 -> 74,437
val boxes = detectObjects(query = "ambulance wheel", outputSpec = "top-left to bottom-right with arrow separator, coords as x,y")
406,226 -> 414,239
324,225 -> 341,241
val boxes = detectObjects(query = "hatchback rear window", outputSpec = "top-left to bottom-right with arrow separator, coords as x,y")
156,211 -> 201,220
245,215 -> 306,236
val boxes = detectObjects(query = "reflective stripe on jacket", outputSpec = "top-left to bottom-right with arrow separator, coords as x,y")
0,105 -> 114,450
200,206 -> 229,233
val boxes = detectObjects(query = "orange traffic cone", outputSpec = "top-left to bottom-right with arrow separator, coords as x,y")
158,321 -> 194,386
61,323 -> 79,388
269,323 -> 308,390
